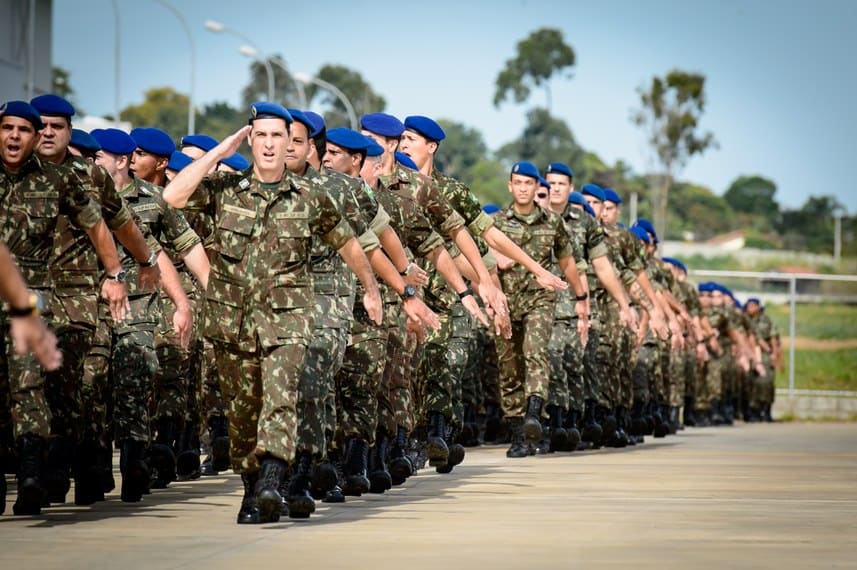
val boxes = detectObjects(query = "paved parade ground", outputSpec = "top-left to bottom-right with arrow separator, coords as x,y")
2,422 -> 856,569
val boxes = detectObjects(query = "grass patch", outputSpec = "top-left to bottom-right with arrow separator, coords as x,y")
775,349 -> 857,391
766,303 -> 857,340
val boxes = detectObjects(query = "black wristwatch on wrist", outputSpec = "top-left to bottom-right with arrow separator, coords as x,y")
399,262 -> 416,277
8,292 -> 44,318
458,286 -> 473,300
575,291 -> 588,301
139,250 -> 158,268
106,270 -> 127,283
401,284 -> 417,299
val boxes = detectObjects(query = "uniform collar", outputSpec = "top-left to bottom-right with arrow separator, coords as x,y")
505,203 -> 546,224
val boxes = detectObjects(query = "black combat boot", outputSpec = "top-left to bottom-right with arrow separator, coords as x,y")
437,424 -> 465,473
388,426 -> 413,486
120,439 -> 150,503
0,470 -> 5,515
73,439 -> 104,506
563,409 -> 581,452
96,442 -> 115,494
710,399 -> 725,425
613,406 -> 630,448
599,406 -> 619,447
683,396 -> 697,427
505,418 -> 528,458
426,411 -> 449,467
286,452 -> 316,519
254,455 -> 287,523
369,428 -> 393,493
668,406 -> 681,434
236,471 -> 261,524
150,417 -> 177,489
763,403 -> 774,422
580,400 -> 603,448
320,448 -> 346,503
310,460 -> 339,500
547,406 -> 568,453
201,415 -> 230,476
653,404 -> 670,438
13,435 -> 46,515
482,401 -> 502,444
522,396 -> 544,444
175,422 -> 201,480
342,437 -> 370,496
44,436 -> 74,504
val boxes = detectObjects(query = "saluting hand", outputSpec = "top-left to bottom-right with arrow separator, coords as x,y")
219,125 -> 252,159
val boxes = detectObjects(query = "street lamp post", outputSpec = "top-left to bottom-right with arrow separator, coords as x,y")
204,19 -> 275,101
270,57 -> 307,109
154,0 -> 195,134
294,72 -> 358,130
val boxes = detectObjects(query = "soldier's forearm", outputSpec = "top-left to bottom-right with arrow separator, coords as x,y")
592,255 -> 629,309
158,253 -> 191,310
426,245 -> 469,295
366,247 -> 408,295
182,243 -> 210,290
338,238 -> 379,298
0,242 -> 32,309
558,256 -> 584,297
450,227 -> 493,287
85,219 -> 123,275
628,280 -> 655,312
112,220 -> 152,265
378,226 -> 410,273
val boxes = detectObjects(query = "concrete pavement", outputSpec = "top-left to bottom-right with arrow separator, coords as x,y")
2,423 -> 857,569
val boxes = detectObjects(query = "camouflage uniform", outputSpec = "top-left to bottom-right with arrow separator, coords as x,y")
0,154 -> 102,439
492,205 -> 574,419
189,167 -> 355,472
748,311 -> 777,411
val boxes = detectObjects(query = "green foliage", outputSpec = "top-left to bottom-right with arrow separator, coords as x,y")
496,107 -> 584,174
120,87 -> 189,141
493,28 -> 575,111
240,55 -> 304,109
777,195 -> 842,253
775,349 -> 857,391
767,303 -> 857,341
467,159 -> 510,208
306,64 -> 386,129
723,175 -> 780,230
632,69 -> 717,240
434,119 -> 489,181
196,101 -> 244,144
668,181 -> 734,240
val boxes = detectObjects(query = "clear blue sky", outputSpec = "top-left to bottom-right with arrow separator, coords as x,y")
53,0 -> 857,213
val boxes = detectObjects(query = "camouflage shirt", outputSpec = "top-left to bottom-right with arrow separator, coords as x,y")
381,165 -> 464,239
0,153 -> 101,289
191,167 -> 355,351
602,222 -> 645,287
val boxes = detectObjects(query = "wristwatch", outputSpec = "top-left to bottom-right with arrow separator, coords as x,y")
139,250 -> 158,268
401,284 -> 417,299
458,286 -> 474,300
399,262 -> 416,277
575,292 -> 589,301
106,270 -> 127,283
8,292 -> 44,318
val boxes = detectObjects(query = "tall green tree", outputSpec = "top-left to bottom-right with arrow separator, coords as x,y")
304,64 -> 386,129
120,87 -> 189,141
632,70 -> 716,242
723,175 -> 780,230
496,108 -> 585,176
196,101 -> 244,142
778,195 -> 842,253
434,119 -> 489,180
493,28 -> 575,112
241,54 -> 304,109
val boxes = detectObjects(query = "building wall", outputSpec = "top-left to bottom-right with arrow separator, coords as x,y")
0,0 -> 53,103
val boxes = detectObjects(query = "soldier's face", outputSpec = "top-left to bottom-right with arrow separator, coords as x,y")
398,130 -> 434,170
545,173 -> 572,206
602,201 -> 619,224
130,148 -> 167,183
711,291 -> 723,306
361,155 -> 382,187
0,116 -> 40,171
36,116 -> 71,161
508,174 -> 537,206
745,302 -> 759,316
361,130 -> 398,157
584,195 -> 603,218
95,150 -> 128,180
248,117 -> 289,173
323,143 -> 360,176
285,122 -> 311,174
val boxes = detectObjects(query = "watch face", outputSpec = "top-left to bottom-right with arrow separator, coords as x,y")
404,284 -> 416,298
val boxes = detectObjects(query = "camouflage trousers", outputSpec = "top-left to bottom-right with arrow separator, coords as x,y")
199,338 -> 225,423
685,345 -> 699,400
1,288 -> 54,439
497,292 -> 554,418
296,297 -> 347,458
335,303 -> 389,446
617,327 -> 635,409
595,299 -> 623,408
112,328 -> 158,443
749,352 -> 775,408
416,302 -> 471,426
378,302 -> 414,437
583,313 -> 604,406
153,290 -> 200,424
215,338 -> 308,473
461,322 -> 487,412
81,311 -> 112,449
632,330 -> 660,404
547,317 -> 585,414
701,349 -> 726,409
666,340 -> 690,407
45,325 -> 92,440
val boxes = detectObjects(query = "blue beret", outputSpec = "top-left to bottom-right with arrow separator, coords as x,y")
70,129 -> 100,153
746,297 -> 761,306
482,203 -> 500,215
180,134 -> 217,152
130,127 -> 175,157
404,115 -> 445,142
1,100 -> 44,130
395,151 -> 418,170
734,299 -> 743,309
221,152 -> 250,171
327,128 -> 369,152
545,162 -> 573,179
365,137 -> 384,158
584,203 -> 596,217
568,191 -> 587,207
662,257 -> 687,274
303,111 -> 325,138
511,161 -> 539,179
167,151 -> 193,172
538,176 -> 551,189
720,285 -> 734,298
91,128 -> 136,155
617,222 -> 626,229
360,113 -> 404,137
634,218 -> 659,243
249,101 -> 293,123
602,188 -> 622,204
30,94 -> 75,118
698,282 -> 713,293
286,108 -> 314,135
631,225 -> 651,244
581,183 -> 605,202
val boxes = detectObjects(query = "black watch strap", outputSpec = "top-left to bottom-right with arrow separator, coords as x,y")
575,291 -> 589,301
458,286 -> 473,300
